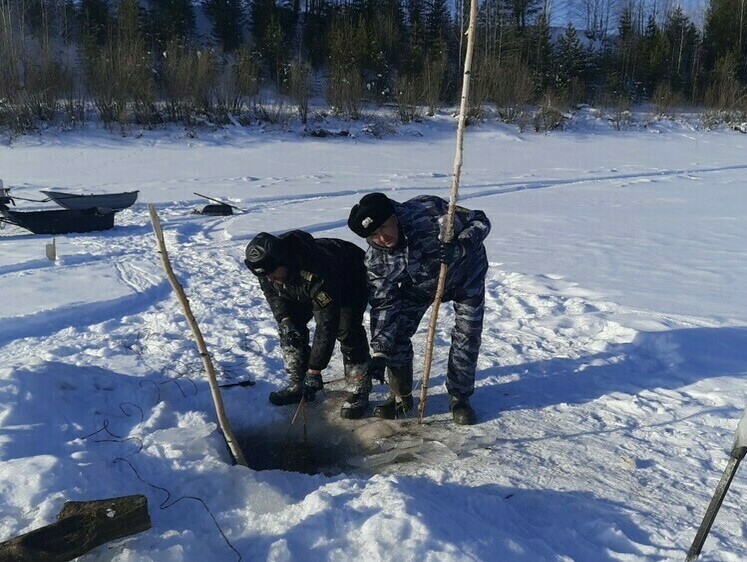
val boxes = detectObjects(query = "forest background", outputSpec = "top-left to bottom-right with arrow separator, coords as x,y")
0,0 -> 745,134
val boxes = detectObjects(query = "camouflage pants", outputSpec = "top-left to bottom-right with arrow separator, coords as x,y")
281,303 -> 369,380
388,280 -> 485,398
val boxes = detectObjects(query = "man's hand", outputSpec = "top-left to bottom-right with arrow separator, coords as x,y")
303,370 -> 323,401
438,240 -> 466,264
368,354 -> 387,384
278,318 -> 304,348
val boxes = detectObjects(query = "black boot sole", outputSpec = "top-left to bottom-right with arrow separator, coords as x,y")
340,406 -> 366,419
268,393 -> 303,406
452,409 -> 477,425
373,399 -> 413,419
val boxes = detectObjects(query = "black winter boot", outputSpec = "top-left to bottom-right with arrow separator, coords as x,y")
373,364 -> 414,420
373,394 -> 413,419
341,363 -> 372,419
269,381 -> 304,406
449,395 -> 477,425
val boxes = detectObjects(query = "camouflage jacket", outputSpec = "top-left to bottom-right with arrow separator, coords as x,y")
256,230 -> 367,370
365,196 -> 491,356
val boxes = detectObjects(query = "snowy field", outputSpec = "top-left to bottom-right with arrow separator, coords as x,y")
1,114 -> 747,561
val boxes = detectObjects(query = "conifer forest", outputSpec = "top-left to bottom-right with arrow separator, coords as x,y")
0,0 -> 745,132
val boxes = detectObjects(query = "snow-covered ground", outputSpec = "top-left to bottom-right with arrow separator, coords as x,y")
1,114 -> 747,561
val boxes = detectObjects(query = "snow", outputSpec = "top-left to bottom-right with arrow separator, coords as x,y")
2,114 -> 747,560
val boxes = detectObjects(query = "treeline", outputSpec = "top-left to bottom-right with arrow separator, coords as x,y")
1,0 -> 746,134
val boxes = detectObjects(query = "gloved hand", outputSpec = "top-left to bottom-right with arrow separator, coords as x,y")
278,318 -> 304,348
368,354 -> 387,384
303,371 -> 323,401
438,240 -> 466,264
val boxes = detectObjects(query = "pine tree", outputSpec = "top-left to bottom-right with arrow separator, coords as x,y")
615,5 -> 640,99
149,0 -> 196,48
664,6 -> 698,92
704,0 -> 747,79
555,22 -> 586,97
643,13 -> 670,97
528,10 -> 552,95
425,0 -> 451,52
204,0 -> 244,52
80,0 -> 111,46
502,0 -> 541,33
302,0 -> 332,68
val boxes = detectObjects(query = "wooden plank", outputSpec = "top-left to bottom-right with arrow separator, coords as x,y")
0,495 -> 151,562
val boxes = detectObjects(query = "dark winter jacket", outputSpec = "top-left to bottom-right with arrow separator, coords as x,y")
256,230 -> 367,370
366,196 -> 491,356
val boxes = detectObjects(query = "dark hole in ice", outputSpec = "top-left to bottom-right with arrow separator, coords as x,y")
236,435 -> 352,475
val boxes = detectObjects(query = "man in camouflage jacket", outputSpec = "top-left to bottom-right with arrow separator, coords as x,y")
244,230 -> 372,419
348,193 -> 490,425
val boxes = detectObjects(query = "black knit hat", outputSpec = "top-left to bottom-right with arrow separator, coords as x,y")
347,193 -> 395,238
244,232 -> 288,274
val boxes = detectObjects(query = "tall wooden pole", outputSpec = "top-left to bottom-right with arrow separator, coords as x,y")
148,205 -> 248,467
417,0 -> 479,424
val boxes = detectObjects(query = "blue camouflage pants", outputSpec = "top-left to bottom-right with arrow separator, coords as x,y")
388,279 -> 485,397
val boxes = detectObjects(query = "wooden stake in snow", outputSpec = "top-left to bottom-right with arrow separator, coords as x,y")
148,205 -> 248,467
417,0 -> 479,424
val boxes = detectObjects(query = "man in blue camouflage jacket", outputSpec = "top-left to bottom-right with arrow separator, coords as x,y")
244,230 -> 372,419
348,193 -> 491,425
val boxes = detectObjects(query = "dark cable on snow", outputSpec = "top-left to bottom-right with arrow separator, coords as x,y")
114,457 -> 242,562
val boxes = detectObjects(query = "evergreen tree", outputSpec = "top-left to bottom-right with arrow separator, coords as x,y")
404,0 -> 427,74
149,0 -> 196,48
528,10 -> 552,94
263,14 -> 287,89
204,0 -> 244,51
639,13 -> 661,94
80,0 -> 111,46
302,0 -> 332,68
615,5 -> 640,99
664,6 -> 698,92
501,0 -> 541,33
425,0 -> 451,51
704,0 -> 747,79
555,22 -> 586,96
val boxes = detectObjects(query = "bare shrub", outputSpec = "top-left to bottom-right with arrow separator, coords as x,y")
288,59 -> 312,124
652,82 -> 685,117
533,94 -> 566,132
22,24 -> 70,123
328,65 -> 363,119
253,96 -> 290,125
84,0 -> 155,132
422,49 -> 447,116
600,93 -> 632,130
703,53 -> 747,125
493,56 -> 533,124
326,16 -> 365,119
470,55 -> 499,118
232,44 -> 260,123
0,1 -> 33,135
161,42 -> 218,125
394,72 -> 421,123
0,1 -> 19,102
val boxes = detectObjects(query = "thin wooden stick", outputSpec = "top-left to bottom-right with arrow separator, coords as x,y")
418,0 -> 478,424
148,205 -> 248,467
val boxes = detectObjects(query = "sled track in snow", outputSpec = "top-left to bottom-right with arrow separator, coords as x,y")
215,162 -> 747,237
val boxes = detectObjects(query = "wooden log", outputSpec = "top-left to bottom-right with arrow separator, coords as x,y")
0,494 -> 151,562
